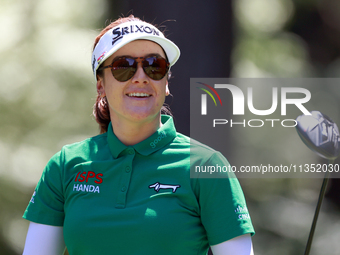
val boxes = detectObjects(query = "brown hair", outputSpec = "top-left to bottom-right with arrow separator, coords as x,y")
92,15 -> 172,134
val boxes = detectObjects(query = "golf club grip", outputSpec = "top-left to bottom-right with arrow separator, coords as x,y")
303,161 -> 332,255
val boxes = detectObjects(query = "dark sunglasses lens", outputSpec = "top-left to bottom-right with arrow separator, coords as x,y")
143,57 -> 169,80
111,58 -> 136,82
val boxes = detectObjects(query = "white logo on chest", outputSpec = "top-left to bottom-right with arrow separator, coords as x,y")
149,182 -> 181,193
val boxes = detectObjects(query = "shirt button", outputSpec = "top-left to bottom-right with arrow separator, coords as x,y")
121,186 -> 127,192
128,149 -> 134,155
125,166 -> 131,173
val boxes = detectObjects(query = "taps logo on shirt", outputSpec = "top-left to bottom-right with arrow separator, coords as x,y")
73,171 -> 103,193
234,205 -> 250,220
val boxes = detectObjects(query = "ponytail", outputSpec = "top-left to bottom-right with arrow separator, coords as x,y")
93,95 -> 110,134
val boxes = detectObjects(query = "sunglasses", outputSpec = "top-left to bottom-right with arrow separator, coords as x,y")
97,55 -> 170,82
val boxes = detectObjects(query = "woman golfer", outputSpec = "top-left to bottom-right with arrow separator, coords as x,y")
23,15 -> 255,255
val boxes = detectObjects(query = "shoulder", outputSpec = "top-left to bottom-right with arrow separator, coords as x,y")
171,132 -> 227,164
47,133 -> 109,168
170,133 -> 234,180
172,132 -> 216,151
61,133 -> 107,155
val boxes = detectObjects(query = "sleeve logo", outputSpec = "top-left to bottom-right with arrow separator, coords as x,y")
29,191 -> 36,203
235,205 -> 250,220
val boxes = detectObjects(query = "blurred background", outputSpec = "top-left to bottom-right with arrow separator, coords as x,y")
1,0 -> 340,254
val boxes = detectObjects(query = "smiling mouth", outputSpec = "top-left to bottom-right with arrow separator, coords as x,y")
127,93 -> 151,98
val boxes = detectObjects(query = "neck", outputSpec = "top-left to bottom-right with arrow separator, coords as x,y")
110,115 -> 162,146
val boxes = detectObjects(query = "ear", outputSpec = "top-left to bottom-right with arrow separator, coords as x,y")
96,75 -> 106,97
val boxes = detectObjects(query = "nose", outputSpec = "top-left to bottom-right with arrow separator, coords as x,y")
131,62 -> 149,84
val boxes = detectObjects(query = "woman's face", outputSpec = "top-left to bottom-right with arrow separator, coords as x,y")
97,40 -> 170,126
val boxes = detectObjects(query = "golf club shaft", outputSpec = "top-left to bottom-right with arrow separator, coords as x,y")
303,160 -> 332,255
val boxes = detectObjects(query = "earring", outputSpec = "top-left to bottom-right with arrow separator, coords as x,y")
100,96 -> 108,108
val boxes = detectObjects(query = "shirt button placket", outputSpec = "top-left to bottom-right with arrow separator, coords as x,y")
115,148 -> 135,209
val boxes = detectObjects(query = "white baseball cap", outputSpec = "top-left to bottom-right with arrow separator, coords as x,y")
92,20 -> 180,80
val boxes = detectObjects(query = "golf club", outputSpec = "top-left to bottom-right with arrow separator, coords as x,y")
296,111 -> 340,255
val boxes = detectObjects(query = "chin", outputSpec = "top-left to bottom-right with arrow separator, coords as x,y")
129,111 -> 161,122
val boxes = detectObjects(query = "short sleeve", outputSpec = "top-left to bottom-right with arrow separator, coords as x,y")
23,151 -> 65,226
194,152 -> 255,246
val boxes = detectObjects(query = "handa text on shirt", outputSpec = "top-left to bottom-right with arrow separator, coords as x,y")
73,184 -> 100,193
112,24 -> 160,45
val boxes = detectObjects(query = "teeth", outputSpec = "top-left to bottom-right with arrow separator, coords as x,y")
128,93 -> 151,97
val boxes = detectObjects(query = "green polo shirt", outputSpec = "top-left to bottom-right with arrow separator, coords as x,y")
23,115 -> 254,255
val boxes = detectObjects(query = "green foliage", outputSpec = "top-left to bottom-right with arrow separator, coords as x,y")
0,0 -> 108,253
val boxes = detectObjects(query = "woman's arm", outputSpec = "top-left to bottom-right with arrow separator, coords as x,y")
210,234 -> 254,255
23,222 -> 66,255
